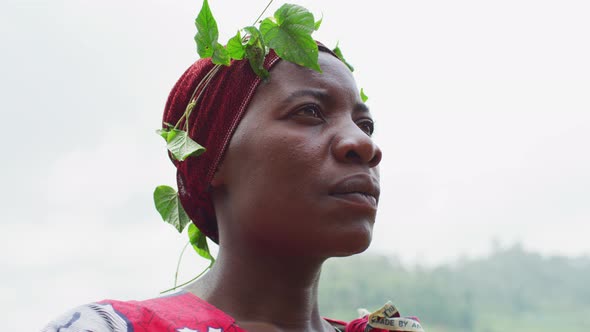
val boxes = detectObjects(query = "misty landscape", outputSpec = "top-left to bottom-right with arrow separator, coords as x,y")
319,245 -> 590,332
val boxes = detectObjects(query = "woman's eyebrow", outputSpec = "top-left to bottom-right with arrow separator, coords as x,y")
355,102 -> 370,114
281,89 -> 330,104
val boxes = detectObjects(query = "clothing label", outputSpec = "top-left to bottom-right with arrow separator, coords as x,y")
365,302 -> 425,332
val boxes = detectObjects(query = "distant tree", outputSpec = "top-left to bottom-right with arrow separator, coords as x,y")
318,245 -> 590,332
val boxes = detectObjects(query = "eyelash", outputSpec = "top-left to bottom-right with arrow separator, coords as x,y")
293,104 -> 324,120
357,119 -> 375,136
292,104 -> 375,136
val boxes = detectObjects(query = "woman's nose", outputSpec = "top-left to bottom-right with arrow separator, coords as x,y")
332,122 -> 382,168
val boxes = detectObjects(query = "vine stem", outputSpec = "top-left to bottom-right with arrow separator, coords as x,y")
161,262 -> 214,294
184,64 -> 222,132
253,0 -> 275,25
174,241 -> 191,288
173,64 -> 222,131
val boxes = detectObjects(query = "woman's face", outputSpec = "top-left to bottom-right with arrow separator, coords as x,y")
213,52 -> 382,258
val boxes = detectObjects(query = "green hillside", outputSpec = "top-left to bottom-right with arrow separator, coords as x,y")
318,245 -> 590,332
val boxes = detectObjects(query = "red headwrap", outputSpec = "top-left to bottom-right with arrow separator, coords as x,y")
163,44 -> 336,243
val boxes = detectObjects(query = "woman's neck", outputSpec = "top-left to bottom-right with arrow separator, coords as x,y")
185,247 -> 333,332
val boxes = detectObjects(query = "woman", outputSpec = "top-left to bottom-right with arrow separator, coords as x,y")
42,43 -> 422,332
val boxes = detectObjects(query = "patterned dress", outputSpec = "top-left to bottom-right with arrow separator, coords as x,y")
41,291 -> 422,332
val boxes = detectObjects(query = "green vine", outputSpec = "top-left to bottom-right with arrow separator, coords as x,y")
154,0 -> 363,292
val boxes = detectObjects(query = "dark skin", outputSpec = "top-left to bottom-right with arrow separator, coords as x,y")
187,52 -> 382,332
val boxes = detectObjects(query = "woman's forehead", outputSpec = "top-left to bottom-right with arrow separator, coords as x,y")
259,52 -> 358,98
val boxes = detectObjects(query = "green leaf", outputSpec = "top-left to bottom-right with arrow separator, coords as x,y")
211,43 -> 230,66
156,128 -> 169,140
245,44 -> 269,79
226,30 -> 245,60
156,128 -> 180,142
360,88 -> 368,103
188,223 -> 215,263
244,26 -> 265,47
332,42 -> 355,72
243,26 -> 269,79
314,13 -> 323,31
259,4 -> 320,72
165,129 -> 206,161
154,185 -> 191,233
194,0 -> 219,58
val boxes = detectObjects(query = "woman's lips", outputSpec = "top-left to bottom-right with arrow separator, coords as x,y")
328,173 -> 380,209
330,192 -> 378,208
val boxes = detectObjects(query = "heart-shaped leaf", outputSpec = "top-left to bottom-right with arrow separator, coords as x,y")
154,185 -> 191,233
332,42 -> 355,72
164,129 -> 206,161
212,42 -> 230,66
243,26 -> 269,79
226,30 -> 245,60
188,223 -> 215,263
259,4 -> 320,72
194,0 -> 219,58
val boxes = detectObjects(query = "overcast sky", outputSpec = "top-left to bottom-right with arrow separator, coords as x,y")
1,0 -> 589,330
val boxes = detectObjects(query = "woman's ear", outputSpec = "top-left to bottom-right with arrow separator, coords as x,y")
210,163 -> 226,188
211,139 -> 237,189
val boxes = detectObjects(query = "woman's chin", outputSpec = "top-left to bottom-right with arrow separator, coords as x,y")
327,225 -> 374,257
339,240 -> 372,257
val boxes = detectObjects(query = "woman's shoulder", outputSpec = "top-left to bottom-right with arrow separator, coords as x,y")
41,301 -> 129,332
41,291 -> 244,332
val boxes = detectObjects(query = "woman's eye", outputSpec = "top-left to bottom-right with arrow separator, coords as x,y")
357,120 -> 375,136
293,105 -> 323,119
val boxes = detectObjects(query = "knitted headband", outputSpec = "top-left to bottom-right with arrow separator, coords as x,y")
162,44 -> 337,243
